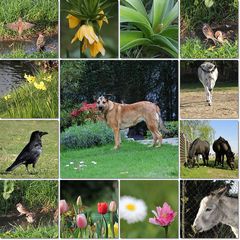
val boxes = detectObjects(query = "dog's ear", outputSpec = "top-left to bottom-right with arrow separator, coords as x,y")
104,94 -> 112,101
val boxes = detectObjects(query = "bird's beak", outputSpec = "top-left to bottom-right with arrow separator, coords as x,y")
40,131 -> 48,137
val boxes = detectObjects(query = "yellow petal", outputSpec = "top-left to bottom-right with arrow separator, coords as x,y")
97,10 -> 108,28
66,14 -> 80,29
89,39 -> 105,57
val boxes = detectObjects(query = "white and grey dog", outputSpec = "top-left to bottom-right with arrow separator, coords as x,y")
198,62 -> 218,106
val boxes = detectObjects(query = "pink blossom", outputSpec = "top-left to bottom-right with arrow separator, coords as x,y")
76,214 -> 87,228
149,202 -> 176,226
60,199 -> 69,214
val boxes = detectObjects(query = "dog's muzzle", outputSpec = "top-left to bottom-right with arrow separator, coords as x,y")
97,106 -> 104,111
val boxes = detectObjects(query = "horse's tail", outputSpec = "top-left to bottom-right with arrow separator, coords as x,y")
156,105 -> 169,133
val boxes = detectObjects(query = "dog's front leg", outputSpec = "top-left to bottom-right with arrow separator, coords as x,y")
113,128 -> 120,149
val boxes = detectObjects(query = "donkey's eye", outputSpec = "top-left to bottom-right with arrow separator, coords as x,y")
206,208 -> 212,212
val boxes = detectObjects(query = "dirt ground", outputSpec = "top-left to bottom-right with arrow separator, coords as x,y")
180,89 -> 238,119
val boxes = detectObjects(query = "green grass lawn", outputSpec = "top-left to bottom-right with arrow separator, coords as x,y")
181,159 -> 238,179
61,141 -> 178,179
0,224 -> 58,238
0,120 -> 58,179
181,38 -> 238,58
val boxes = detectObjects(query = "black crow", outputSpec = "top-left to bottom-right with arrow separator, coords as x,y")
5,131 -> 48,173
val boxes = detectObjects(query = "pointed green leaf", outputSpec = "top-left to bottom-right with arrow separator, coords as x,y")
151,34 -> 178,57
150,0 -> 168,31
120,5 -> 153,37
161,25 -> 178,41
122,0 -> 148,19
121,38 -> 152,52
162,1 -> 179,32
120,31 -> 144,47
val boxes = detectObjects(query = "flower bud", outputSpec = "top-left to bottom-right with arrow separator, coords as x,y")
109,201 -> 117,212
76,196 -> 82,207
97,202 -> 108,214
76,214 -> 87,228
60,199 -> 69,214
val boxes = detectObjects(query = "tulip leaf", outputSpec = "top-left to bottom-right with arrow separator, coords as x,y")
120,5 -> 153,37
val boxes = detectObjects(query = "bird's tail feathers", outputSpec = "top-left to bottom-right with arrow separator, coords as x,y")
6,162 -> 22,172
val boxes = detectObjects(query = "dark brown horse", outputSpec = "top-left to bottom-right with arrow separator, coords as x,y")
187,138 -> 210,168
213,137 -> 235,170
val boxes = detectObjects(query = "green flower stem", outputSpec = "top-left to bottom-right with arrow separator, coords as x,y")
110,212 -> 115,238
100,215 -> 103,238
103,215 -> 108,238
164,226 -> 168,238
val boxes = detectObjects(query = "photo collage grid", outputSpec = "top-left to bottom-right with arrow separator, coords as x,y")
0,0 -> 239,239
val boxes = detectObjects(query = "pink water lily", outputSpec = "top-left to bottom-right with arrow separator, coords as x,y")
149,202 -> 176,226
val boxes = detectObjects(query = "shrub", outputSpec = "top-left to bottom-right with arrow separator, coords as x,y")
163,121 -> 178,138
61,121 -> 118,149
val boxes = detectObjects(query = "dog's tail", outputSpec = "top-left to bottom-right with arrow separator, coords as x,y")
156,105 -> 169,133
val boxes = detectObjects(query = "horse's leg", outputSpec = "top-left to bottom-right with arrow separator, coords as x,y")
221,154 -> 224,168
204,86 -> 211,106
196,155 -> 199,167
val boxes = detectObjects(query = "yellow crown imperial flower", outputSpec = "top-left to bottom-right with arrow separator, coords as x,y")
34,81 -> 47,91
71,24 -> 99,45
24,73 -> 36,83
82,36 -> 105,57
97,10 -> 108,29
66,14 -> 81,29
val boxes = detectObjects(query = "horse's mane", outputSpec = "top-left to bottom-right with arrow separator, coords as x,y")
189,138 -> 200,149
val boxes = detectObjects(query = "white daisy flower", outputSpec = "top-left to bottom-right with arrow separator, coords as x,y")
120,196 -> 147,224
70,162 -> 74,164
91,161 -> 97,164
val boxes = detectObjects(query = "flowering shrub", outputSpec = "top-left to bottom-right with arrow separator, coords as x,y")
70,102 -> 101,125
60,196 -> 118,238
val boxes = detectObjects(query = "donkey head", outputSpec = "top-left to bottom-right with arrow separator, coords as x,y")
192,187 -> 228,233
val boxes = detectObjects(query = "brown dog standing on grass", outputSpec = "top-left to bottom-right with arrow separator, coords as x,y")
96,95 -> 168,149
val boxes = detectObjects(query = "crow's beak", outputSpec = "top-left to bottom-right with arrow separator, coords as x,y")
40,131 -> 48,137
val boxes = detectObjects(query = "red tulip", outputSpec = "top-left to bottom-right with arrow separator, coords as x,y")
98,202 -> 108,214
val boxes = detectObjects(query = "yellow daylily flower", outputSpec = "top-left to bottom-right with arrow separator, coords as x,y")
71,24 -> 99,45
4,94 -> 11,101
97,10 -> 108,28
34,81 -> 46,91
82,37 -> 105,57
24,73 -> 36,83
43,75 -> 52,82
66,14 -> 81,29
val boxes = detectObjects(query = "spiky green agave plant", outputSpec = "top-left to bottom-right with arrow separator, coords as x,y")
120,0 -> 179,58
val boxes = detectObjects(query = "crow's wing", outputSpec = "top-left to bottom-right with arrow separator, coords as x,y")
6,142 -> 41,171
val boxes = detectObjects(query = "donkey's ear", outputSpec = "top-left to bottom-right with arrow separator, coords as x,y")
211,186 -> 228,197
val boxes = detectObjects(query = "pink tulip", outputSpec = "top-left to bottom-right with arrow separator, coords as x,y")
60,199 -> 69,214
76,214 -> 87,228
149,202 -> 176,226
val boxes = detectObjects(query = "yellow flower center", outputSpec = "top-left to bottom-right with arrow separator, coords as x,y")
126,203 -> 136,211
